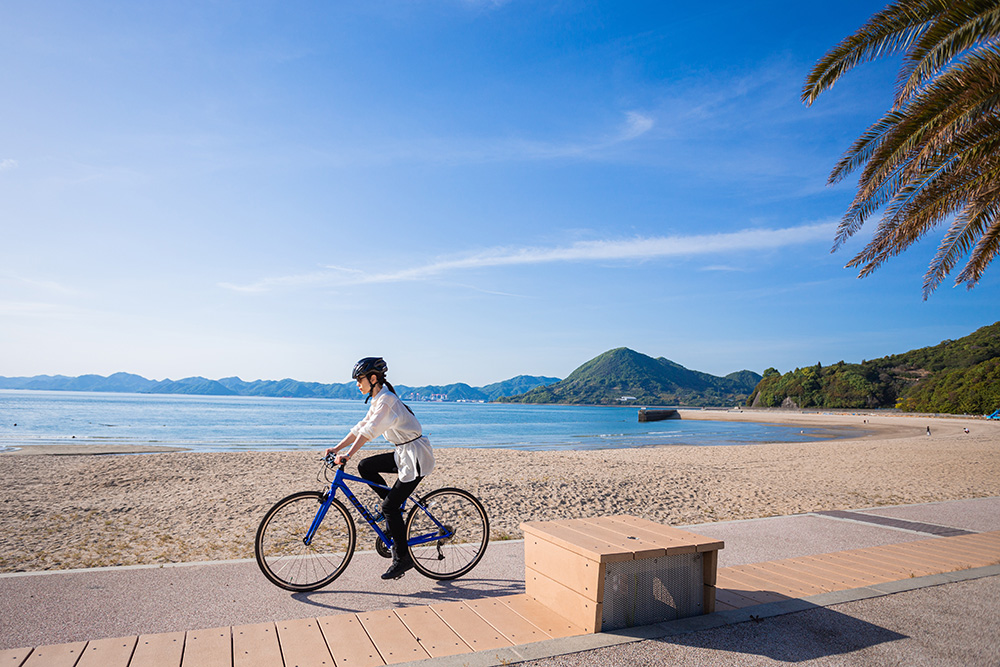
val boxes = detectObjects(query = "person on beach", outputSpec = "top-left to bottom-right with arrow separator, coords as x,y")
326,357 -> 435,580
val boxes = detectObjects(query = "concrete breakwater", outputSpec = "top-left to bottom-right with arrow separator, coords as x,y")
638,408 -> 680,422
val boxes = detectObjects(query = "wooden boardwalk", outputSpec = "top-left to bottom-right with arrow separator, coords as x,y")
3,530 -> 998,667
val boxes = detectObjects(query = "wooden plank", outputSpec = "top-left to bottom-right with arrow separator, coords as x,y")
704,584 -> 716,614
19,642 -> 86,667
525,535 -> 603,601
0,648 -> 33,667
715,584 -> 789,605
928,539 -> 1000,562
525,565 -> 602,633
579,517 -> 678,556
783,556 -> 885,587
809,552 -> 913,583
754,559 -> 853,591
896,539 -> 996,568
746,561 -> 842,592
702,548 -> 718,586
357,609 -> 428,665
800,551 -> 898,583
872,543 -> 968,571
714,587 -> 768,609
233,623 -> 284,667
837,547 -> 941,577
956,531 -> 1000,551
604,516 -> 724,553
809,554 -> 905,584
955,529 -> 1000,543
880,538 -> 976,566
715,571 -> 797,604
795,555 -> 889,586
592,515 -> 696,554
318,614 -> 383,667
76,636 -> 137,667
429,602 -> 512,652
131,632 -> 186,667
520,521 -> 630,563
276,617 -> 335,667
496,594 -> 587,639
563,519 -> 666,559
182,627 -> 231,667
465,598 -> 549,645
933,532 -> 1000,553
394,606 -> 472,659
729,564 -> 829,597
828,549 -> 922,578
714,598 -> 738,611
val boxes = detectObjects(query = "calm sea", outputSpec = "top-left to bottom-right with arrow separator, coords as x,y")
0,390 -> 845,453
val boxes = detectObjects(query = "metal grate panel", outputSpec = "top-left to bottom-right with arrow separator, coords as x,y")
602,552 -> 703,630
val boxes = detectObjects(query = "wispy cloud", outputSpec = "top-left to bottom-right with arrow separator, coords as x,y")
3,273 -> 80,296
0,158 -> 18,171
221,222 -> 835,293
319,110 -> 656,166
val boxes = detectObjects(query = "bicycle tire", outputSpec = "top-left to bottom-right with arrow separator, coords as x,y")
405,487 -> 489,580
255,491 -> 356,592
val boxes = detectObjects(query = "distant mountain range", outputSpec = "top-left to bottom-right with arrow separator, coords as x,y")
9,323 -> 995,412
0,372 -> 561,403
500,348 -> 762,407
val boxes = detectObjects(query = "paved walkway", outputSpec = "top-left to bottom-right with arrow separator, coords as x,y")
2,497 -> 999,665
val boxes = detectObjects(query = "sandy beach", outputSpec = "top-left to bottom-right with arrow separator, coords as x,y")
1,410 -> 997,574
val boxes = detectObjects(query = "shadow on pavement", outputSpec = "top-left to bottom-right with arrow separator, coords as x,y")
658,603 -> 907,663
290,576 -> 525,613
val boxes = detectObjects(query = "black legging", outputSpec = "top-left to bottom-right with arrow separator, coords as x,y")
357,451 -> 423,559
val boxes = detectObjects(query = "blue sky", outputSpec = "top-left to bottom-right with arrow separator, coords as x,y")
2,1 -> 997,387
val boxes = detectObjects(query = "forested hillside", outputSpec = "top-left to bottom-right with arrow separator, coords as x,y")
747,322 -> 1000,414
502,348 -> 761,406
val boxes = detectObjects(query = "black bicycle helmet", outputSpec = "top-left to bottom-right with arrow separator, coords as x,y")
352,357 -> 388,381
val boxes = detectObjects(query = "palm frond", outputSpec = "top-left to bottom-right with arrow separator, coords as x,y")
898,1 -> 1000,101
802,0 -> 945,105
952,183 -> 1000,289
805,0 -> 1000,294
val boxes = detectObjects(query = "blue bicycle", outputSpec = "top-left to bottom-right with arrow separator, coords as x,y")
254,455 -> 489,591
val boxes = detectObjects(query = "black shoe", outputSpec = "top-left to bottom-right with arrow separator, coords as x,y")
382,550 -> 415,580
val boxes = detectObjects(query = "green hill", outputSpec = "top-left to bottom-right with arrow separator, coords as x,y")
747,321 -> 1000,414
500,348 -> 761,406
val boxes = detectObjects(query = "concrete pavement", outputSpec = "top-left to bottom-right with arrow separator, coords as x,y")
2,496 -> 999,665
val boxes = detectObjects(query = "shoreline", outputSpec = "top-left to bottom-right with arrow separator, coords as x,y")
0,408 -> 965,456
1,410 -> 996,573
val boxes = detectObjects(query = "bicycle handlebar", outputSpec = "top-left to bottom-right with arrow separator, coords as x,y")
322,453 -> 346,470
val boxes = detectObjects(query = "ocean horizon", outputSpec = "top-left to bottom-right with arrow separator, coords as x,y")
0,389 -> 850,453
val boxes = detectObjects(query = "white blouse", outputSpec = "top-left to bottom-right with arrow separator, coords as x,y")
350,387 -> 435,483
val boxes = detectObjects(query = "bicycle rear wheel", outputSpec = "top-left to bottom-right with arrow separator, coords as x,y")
255,491 -> 356,592
406,488 -> 489,580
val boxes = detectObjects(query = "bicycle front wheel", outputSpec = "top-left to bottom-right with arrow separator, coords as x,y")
255,491 -> 356,592
406,488 -> 489,580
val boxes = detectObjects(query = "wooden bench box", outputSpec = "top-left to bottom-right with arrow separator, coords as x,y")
520,516 -> 724,633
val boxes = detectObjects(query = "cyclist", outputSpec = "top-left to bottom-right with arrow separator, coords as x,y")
326,357 -> 435,580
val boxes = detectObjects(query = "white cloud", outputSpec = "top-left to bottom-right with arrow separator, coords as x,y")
620,111 -> 655,141
221,222 -> 836,292
319,110 -> 656,166
8,274 -> 80,295
0,159 -> 18,171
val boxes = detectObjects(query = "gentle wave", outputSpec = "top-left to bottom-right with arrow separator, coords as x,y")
0,389 -> 849,452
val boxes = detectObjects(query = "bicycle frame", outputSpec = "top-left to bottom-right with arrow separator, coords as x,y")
305,463 -> 454,550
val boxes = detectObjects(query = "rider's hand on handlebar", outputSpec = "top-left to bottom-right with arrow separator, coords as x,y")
324,448 -> 347,466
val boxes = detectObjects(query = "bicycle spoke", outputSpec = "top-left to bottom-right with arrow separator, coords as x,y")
255,492 -> 356,591
406,488 -> 488,580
